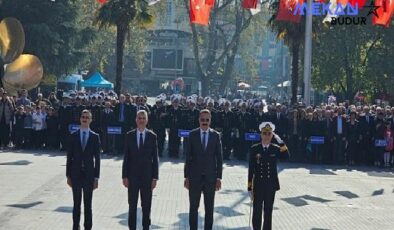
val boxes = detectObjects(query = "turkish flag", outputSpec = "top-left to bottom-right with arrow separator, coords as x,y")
205,0 -> 215,7
373,0 -> 394,27
276,0 -> 303,23
242,0 -> 258,9
97,0 -> 107,4
190,0 -> 212,26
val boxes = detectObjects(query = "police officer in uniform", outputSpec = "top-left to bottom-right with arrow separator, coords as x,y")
248,122 -> 289,230
217,100 -> 234,160
166,95 -> 183,158
151,96 -> 167,157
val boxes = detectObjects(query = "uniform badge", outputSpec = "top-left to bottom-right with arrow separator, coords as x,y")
256,154 -> 262,164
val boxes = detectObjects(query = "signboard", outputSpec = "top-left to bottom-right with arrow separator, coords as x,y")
245,133 -> 260,141
68,124 -> 80,133
375,139 -> 387,147
310,136 -> 325,145
178,129 -> 190,138
107,126 -> 122,135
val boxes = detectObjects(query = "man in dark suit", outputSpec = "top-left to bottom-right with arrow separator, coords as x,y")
66,110 -> 101,230
114,94 -> 136,154
184,109 -> 223,230
331,108 -> 347,164
122,110 -> 159,230
358,106 -> 375,165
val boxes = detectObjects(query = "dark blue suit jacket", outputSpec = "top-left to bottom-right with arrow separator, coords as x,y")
66,130 -> 101,183
184,128 -> 223,182
122,129 -> 159,184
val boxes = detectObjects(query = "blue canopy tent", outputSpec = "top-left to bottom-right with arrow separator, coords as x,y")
80,72 -> 114,89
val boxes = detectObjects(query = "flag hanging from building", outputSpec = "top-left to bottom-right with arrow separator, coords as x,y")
242,0 -> 258,9
276,0 -> 303,23
373,0 -> 394,27
190,0 -> 212,26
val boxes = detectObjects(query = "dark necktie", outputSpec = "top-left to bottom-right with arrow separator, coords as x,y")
139,133 -> 143,149
263,147 -> 267,151
82,131 -> 87,151
202,132 -> 207,150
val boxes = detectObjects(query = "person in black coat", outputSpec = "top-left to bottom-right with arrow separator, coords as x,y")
66,110 -> 101,230
217,101 -> 235,160
248,122 -> 289,230
346,111 -> 362,165
114,95 -> 136,154
234,102 -> 252,160
45,107 -> 59,149
332,108 -> 348,164
150,98 -> 167,157
101,101 -> 115,154
122,110 -> 159,230
13,106 -> 26,149
358,106 -> 375,165
166,96 -> 183,158
184,109 -> 223,230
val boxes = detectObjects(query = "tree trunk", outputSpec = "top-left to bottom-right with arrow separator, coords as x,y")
291,40 -> 300,106
115,24 -> 128,95
219,54 -> 235,94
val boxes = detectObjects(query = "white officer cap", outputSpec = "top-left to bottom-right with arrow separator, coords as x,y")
259,122 -> 276,132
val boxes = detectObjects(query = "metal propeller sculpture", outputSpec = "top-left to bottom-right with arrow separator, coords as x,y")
0,17 -> 43,95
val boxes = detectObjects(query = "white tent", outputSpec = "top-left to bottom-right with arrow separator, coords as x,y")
238,82 -> 251,88
277,80 -> 291,88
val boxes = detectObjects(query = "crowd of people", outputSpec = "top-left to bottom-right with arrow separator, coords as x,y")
0,87 -> 393,168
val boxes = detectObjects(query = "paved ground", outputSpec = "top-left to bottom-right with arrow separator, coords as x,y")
1,149 -> 394,230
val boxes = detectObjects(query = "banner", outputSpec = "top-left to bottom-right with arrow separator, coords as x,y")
375,139 -> 388,147
245,132 -> 260,141
68,124 -> 80,133
309,136 -> 325,145
107,126 -> 122,135
178,129 -> 191,137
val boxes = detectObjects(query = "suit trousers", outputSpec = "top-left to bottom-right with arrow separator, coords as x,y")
189,175 -> 216,230
128,181 -> 152,230
72,172 -> 94,230
252,184 -> 276,230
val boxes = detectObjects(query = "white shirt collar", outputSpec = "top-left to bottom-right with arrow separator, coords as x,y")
262,143 -> 270,148
200,128 -> 210,134
137,128 -> 147,135
80,128 -> 90,133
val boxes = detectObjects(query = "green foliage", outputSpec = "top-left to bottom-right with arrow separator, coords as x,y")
0,0 -> 95,77
312,23 -> 394,101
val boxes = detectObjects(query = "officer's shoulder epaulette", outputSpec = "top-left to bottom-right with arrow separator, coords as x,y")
126,129 -> 136,135
211,129 -> 220,135
271,143 -> 281,149
251,143 -> 260,148
90,130 -> 99,136
147,129 -> 157,137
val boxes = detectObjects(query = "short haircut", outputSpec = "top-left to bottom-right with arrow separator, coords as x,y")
136,110 -> 148,118
81,109 -> 92,118
199,109 -> 211,117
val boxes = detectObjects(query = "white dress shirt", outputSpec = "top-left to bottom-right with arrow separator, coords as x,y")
137,129 -> 147,148
200,128 -> 210,149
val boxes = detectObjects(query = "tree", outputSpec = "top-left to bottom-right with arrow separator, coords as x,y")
0,0 -> 95,77
183,0 -> 257,96
267,1 -> 306,105
312,23 -> 394,102
95,0 -> 153,94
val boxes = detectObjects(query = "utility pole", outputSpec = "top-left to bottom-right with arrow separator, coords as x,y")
303,0 -> 312,106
